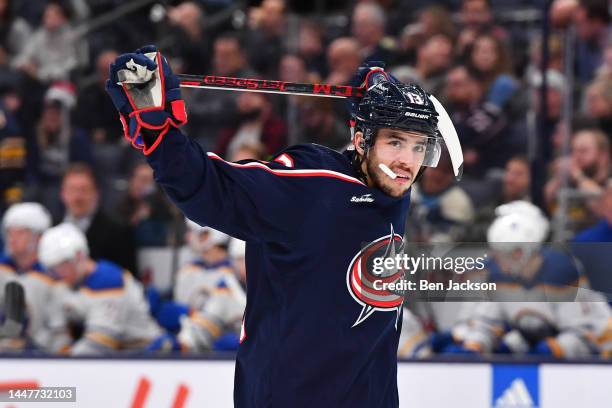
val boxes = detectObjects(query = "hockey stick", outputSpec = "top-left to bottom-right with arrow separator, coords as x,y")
178,74 -> 365,99
0,281 -> 26,337
178,74 -> 464,179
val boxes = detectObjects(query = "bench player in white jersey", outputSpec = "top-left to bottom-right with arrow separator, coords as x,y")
148,219 -> 246,352
0,203 -> 70,352
174,218 -> 245,310
38,223 -> 161,355
450,201 -> 612,357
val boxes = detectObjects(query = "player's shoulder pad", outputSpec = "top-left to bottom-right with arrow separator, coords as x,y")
83,260 -> 125,292
26,269 -> 60,285
537,247 -> 582,286
0,255 -> 17,273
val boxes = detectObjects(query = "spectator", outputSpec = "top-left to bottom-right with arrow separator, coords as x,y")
456,0 -> 508,56
595,43 -> 612,81
396,6 -> 455,66
574,178 -> 612,242
584,77 -> 612,138
12,1 -> 81,83
0,0 -> 32,65
525,35 -> 565,85
466,31 -> 519,109
443,65 -> 524,174
276,53 -> 311,117
165,1 -> 209,75
392,34 -> 454,95
297,20 -> 327,79
183,33 -> 256,149
531,69 -> 566,162
246,0 -> 286,76
550,0 -> 579,28
215,92 -> 288,159
572,0 -> 612,83
32,82 -> 92,217
73,50 -> 122,144
545,129 -> 611,230
325,37 -> 362,86
60,163 -> 137,274
351,2 -> 395,63
295,97 -> 349,150
411,156 -> 476,242
501,155 -> 531,203
0,100 -> 26,212
115,162 -> 174,248
279,54 -> 309,84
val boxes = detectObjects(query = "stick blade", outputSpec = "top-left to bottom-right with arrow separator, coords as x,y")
428,95 -> 464,180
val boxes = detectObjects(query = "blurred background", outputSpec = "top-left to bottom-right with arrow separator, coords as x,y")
0,0 -> 611,406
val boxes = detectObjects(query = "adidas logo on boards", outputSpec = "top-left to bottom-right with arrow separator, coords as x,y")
494,378 -> 537,408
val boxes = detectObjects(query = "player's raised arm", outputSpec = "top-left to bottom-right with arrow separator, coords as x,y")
105,46 -> 298,242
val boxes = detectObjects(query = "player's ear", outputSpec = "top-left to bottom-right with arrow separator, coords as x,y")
354,131 -> 366,156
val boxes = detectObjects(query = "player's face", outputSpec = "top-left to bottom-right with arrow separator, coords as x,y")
5,227 -> 37,258
52,259 -> 79,286
365,129 -> 427,198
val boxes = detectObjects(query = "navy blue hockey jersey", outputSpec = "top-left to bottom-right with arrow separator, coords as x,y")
147,129 -> 412,407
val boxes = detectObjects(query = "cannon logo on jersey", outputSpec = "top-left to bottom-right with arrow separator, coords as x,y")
346,225 -> 406,328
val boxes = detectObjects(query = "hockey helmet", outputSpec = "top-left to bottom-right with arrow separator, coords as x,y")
353,79 -> 463,180
38,223 -> 89,268
2,202 -> 52,234
487,201 -> 549,257
185,218 -> 229,253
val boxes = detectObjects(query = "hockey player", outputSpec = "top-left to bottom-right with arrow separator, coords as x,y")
38,223 -> 161,355
0,202 -> 69,352
106,46 -> 463,407
147,218 -> 246,351
148,276 -> 247,353
174,218 -> 244,310
444,201 -> 612,357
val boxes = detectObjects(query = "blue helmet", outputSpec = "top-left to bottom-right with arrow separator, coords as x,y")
353,80 -> 440,148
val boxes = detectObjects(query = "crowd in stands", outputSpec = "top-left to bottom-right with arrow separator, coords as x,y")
0,0 -> 611,357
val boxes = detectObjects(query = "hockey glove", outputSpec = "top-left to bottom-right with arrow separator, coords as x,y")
347,61 -> 399,119
105,45 -> 187,155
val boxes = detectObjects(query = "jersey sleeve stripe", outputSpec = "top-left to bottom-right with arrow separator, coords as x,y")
207,152 -> 365,186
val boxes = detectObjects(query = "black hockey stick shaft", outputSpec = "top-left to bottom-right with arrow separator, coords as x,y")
178,74 -> 365,99
0,281 -> 25,337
